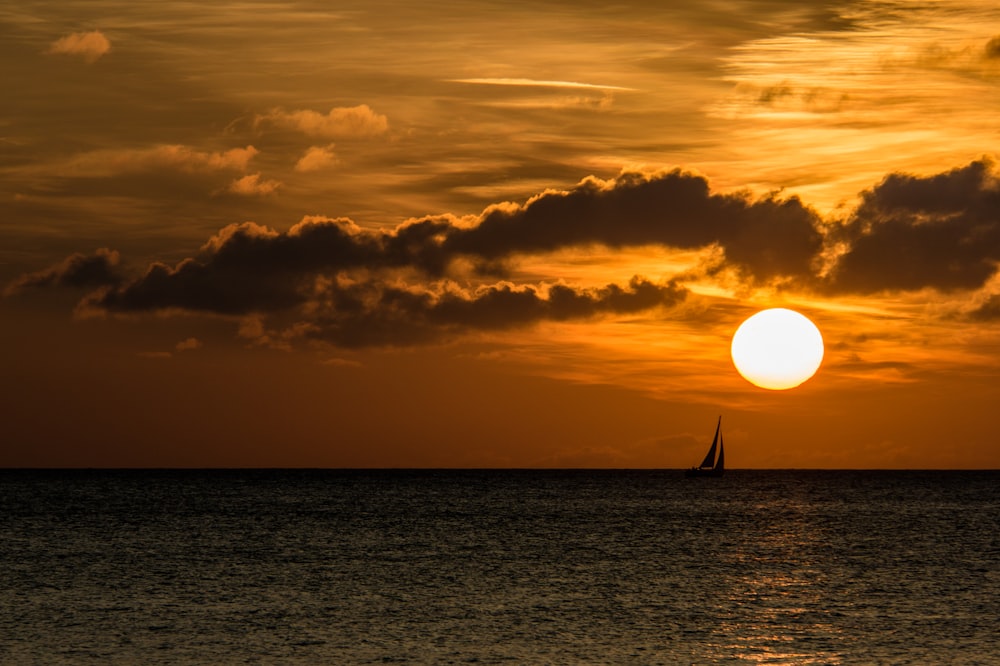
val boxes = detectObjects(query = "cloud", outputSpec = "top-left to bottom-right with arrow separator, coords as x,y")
4,248 -> 121,296
175,337 -> 203,351
47,30 -> 111,63
84,256 -> 304,315
17,159 -> 1000,347
256,105 -> 388,139
242,276 -> 688,348
294,144 -> 338,172
450,78 -> 634,91
9,168 -> 821,324
823,158 -> 1000,293
51,145 -> 258,178
438,169 -> 824,282
966,295 -> 1000,320
985,36 -> 1000,59
58,168 -> 821,317
227,173 -> 281,196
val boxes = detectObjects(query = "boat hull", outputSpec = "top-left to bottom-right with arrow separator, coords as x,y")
684,467 -> 724,478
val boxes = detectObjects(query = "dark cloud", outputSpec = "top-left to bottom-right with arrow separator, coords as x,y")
428,276 -> 687,328
443,170 -> 824,282
824,159 -> 1000,293
4,248 -> 122,296
82,220 -> 383,315
273,276 -> 688,348
14,159 -> 1000,347
84,258 -> 306,315
967,294 -> 1000,321
985,36 -> 1000,59
25,169 -> 821,318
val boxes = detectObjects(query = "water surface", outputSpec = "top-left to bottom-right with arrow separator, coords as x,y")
2,470 -> 997,663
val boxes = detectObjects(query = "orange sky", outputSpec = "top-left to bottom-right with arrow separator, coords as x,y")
3,0 -> 1000,468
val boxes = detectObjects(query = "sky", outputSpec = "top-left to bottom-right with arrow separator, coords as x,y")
3,0 -> 1000,468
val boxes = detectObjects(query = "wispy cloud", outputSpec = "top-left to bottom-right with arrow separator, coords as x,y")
709,2 -> 1000,211
449,78 -> 634,91
47,30 -> 111,63
48,145 -> 258,178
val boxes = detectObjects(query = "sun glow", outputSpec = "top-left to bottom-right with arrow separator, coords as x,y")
731,308 -> 824,390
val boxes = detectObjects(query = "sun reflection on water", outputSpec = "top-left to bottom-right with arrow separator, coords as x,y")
702,492 -> 850,665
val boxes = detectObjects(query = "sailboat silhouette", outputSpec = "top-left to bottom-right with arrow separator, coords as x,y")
685,416 -> 725,478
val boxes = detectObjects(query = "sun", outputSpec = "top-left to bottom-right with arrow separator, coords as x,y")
731,308 -> 824,390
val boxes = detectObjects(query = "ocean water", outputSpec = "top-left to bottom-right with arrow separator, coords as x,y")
1,470 -> 998,664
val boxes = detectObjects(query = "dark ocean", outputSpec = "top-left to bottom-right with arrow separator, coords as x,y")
2,470 -> 998,664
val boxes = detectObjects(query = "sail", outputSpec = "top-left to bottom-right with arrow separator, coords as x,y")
685,416 -> 726,478
698,416 -> 721,469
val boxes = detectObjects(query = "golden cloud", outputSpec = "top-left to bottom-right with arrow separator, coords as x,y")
227,173 -> 281,196
294,144 -> 338,172
256,105 -> 388,139
50,145 -> 259,178
47,30 -> 111,63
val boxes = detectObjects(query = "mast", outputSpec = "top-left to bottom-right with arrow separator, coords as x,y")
698,416 -> 721,469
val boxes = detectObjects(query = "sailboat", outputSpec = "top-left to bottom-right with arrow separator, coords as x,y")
685,416 -> 725,478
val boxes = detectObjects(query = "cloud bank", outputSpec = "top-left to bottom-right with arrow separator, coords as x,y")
10,159 -> 1000,346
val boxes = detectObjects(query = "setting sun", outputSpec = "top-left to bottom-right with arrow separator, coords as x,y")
731,308 -> 824,390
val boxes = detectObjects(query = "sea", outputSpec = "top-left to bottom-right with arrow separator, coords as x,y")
1,470 -> 998,665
